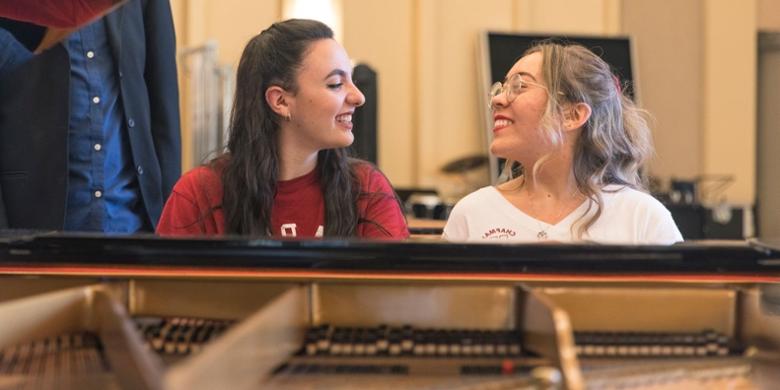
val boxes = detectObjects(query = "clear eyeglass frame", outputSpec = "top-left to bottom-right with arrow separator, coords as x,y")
488,73 -> 548,109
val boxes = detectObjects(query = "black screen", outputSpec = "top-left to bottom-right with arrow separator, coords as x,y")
351,64 -> 378,164
486,33 -> 636,99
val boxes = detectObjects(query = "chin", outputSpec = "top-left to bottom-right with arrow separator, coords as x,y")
489,142 -> 509,158
343,131 -> 355,145
330,136 -> 354,149
339,135 -> 354,148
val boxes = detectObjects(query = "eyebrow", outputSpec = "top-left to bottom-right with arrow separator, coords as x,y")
325,69 -> 348,80
504,71 -> 537,82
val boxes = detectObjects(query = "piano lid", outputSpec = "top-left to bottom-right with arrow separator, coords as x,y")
1,232 -> 779,275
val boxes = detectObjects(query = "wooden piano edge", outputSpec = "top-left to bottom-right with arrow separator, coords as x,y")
0,264 -> 779,283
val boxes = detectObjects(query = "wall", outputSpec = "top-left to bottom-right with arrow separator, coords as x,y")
342,0 -> 415,185
515,0 -> 620,34
414,0 -> 514,189
759,0 -> 780,31
758,34 -> 780,238
623,0 -> 758,205
757,0 -> 780,238
703,0 -> 756,205
170,0 -> 281,167
621,0 -> 703,183
171,0 -> 280,66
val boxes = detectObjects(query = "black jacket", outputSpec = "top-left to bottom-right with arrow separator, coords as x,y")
0,0 -> 181,230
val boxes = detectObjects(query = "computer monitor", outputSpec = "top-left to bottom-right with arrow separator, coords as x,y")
477,32 -> 638,183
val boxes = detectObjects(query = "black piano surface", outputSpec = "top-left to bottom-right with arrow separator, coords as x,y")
1,231 -> 780,275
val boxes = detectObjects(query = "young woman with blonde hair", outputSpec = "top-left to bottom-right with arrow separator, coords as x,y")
444,42 -> 682,244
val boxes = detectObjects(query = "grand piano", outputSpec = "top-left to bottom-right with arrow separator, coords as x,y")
1,233 -> 779,389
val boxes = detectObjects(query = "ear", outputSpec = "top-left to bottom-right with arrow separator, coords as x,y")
265,85 -> 291,119
563,102 -> 592,131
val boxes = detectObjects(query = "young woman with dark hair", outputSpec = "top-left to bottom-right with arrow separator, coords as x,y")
157,19 -> 408,238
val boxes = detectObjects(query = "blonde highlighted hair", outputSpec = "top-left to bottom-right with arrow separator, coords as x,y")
504,41 -> 653,238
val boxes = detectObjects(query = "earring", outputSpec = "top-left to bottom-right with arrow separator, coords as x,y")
285,113 -> 292,121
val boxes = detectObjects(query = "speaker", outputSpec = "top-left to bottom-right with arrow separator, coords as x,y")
703,204 -> 753,239
667,204 -> 704,240
668,203 -> 754,240
351,63 -> 378,164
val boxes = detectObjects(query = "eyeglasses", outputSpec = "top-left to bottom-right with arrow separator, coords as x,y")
488,73 -> 548,108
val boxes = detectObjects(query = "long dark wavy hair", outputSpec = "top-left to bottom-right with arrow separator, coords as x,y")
218,19 -> 370,236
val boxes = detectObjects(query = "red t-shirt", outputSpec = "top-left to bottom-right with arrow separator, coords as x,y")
156,162 -> 409,239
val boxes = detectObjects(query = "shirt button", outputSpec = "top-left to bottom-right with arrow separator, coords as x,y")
93,143 -> 102,151
92,96 -> 100,104
94,190 -> 103,198
127,118 -> 135,128
86,50 -> 95,58
137,165 -> 144,175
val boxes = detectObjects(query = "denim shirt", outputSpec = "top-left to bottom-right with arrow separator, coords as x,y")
63,19 -> 146,232
0,27 -> 31,75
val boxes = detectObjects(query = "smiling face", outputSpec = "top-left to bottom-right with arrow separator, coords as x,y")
283,39 -> 365,153
489,51 -> 552,163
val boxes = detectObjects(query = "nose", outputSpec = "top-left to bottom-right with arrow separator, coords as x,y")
348,83 -> 365,107
490,92 -> 507,111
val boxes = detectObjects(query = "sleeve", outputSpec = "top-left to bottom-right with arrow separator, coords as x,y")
358,168 -> 409,239
143,0 -> 181,202
0,27 -> 31,75
442,201 -> 469,241
156,175 -> 208,236
0,0 -> 118,28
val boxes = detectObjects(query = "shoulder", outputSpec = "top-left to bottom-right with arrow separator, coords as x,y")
351,159 -> 381,177
601,185 -> 669,214
351,160 -> 393,191
348,160 -> 408,239
598,185 -> 682,243
444,186 -> 507,241
171,165 -> 223,203
452,186 -> 500,210
177,165 -> 221,187
446,186 -> 502,225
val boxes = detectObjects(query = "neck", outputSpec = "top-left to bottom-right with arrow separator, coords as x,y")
517,150 -> 579,201
522,170 -> 579,201
279,152 -> 318,181
278,126 -> 319,180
